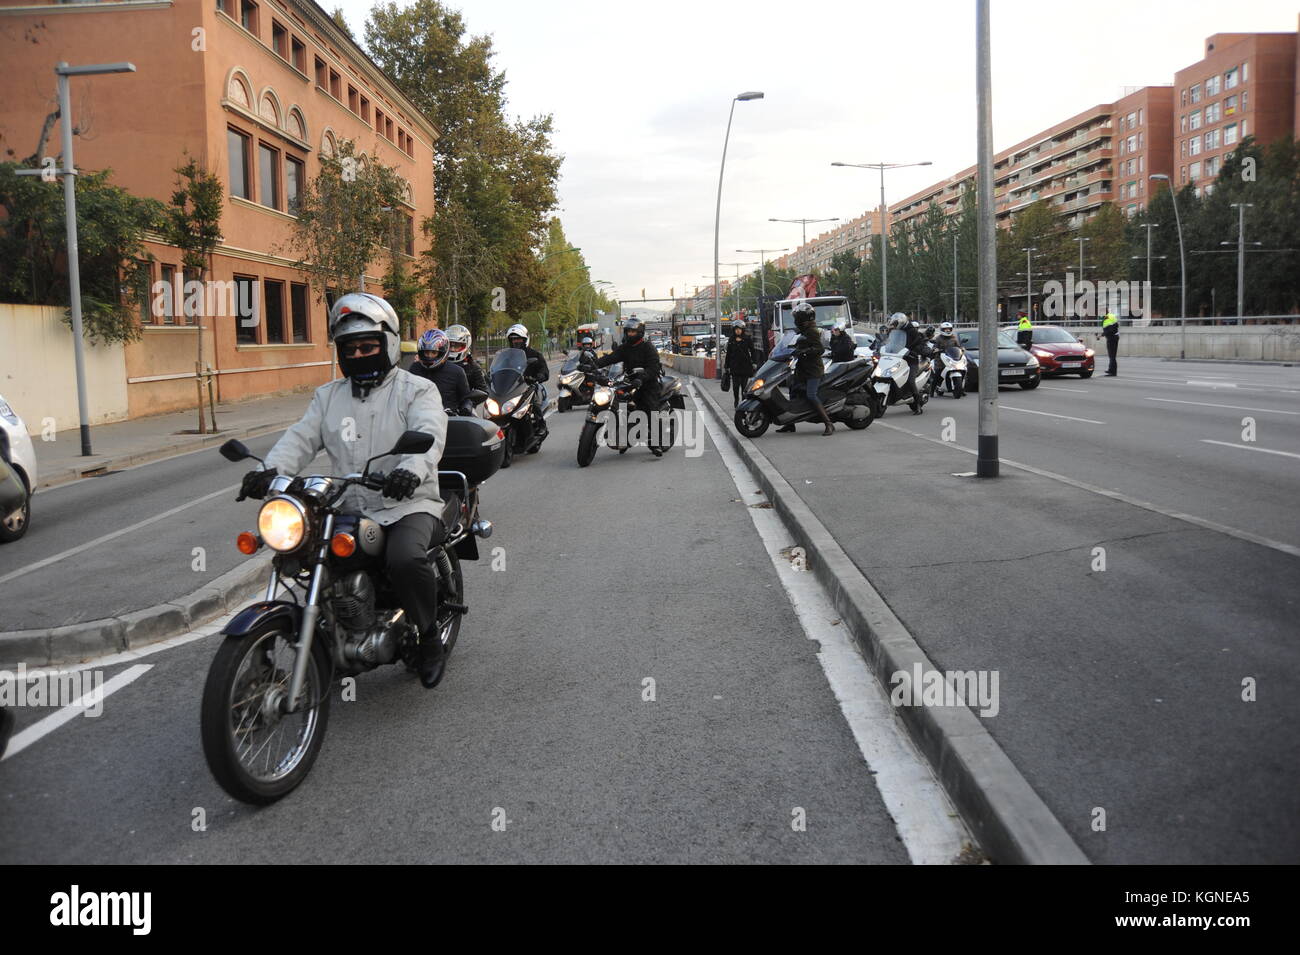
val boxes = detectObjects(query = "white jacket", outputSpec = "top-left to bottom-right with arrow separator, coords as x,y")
264,368 -> 447,525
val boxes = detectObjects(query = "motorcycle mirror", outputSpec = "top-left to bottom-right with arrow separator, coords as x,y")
389,430 -> 436,456
219,439 -> 258,463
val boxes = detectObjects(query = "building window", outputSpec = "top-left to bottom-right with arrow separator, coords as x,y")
263,279 -> 285,343
1205,156 -> 1219,177
385,117 -> 394,140
1189,137 -> 1201,157
1206,129 -> 1220,150
1180,165 -> 1187,183
1190,161 -> 1201,181
1180,88 -> 1187,107
1189,111 -> 1201,131
158,264 -> 176,324
1206,75 -> 1220,97
1190,83 -> 1201,104
1180,114 -> 1187,133
290,283 -> 309,343
348,85 -> 358,113
239,0 -> 257,34
258,142 -> 279,209
227,127 -> 251,199
1205,102 -> 1220,123
360,96 -> 370,123
271,20 -> 287,58
1224,67 -> 1238,90
1138,155 -> 1143,173
329,69 -> 340,100
403,214 -> 414,256
1241,61 -> 1248,83
1126,111 -> 1136,128
285,155 -> 303,214
291,37 -> 305,73
234,275 -> 259,343
1225,94 -> 1238,115
1126,134 -> 1137,152
314,57 -> 326,88
374,108 -> 384,133
287,109 -> 305,141
1241,91 -> 1248,111
1240,119 -> 1248,137
1137,108 -> 1143,126
1224,122 -> 1238,146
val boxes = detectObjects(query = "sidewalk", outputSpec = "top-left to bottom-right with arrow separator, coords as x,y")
689,373 -> 1300,864
35,389 -> 319,490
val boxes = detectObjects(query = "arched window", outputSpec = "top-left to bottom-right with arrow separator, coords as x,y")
228,72 -> 251,109
287,107 -> 306,141
321,130 -> 336,158
259,90 -> 281,127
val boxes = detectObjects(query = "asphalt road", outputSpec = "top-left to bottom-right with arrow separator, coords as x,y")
0,400 -> 926,864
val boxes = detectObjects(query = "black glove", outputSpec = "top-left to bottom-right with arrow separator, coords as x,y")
382,467 -> 420,501
237,467 -> 278,502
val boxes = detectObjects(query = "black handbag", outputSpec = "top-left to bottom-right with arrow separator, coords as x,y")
720,370 -> 730,391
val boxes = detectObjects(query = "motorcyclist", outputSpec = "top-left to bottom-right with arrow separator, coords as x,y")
575,335 -> 598,369
504,323 -> 550,437
409,328 -> 473,415
778,301 -> 834,435
829,321 -> 856,363
445,323 -> 486,392
880,312 -> 927,415
932,321 -> 962,394
239,293 -> 451,688
595,316 -> 665,454
724,318 -> 756,409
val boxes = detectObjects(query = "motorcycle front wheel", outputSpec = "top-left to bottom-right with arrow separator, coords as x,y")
577,419 -> 600,467
200,622 -> 332,805
734,406 -> 769,438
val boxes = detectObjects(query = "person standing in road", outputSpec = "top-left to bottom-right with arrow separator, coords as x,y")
1016,312 -> 1034,349
1099,313 -> 1120,376
778,302 -> 835,435
724,319 -> 756,408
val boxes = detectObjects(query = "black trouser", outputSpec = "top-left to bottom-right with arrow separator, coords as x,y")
729,370 -> 748,407
1105,335 -> 1118,374
901,356 -> 922,406
384,512 -> 446,639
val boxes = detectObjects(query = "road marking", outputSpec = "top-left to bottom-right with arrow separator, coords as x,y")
1,663 -> 152,761
1001,406 -> 1104,424
1200,440 -> 1300,460
1188,380 -> 1239,388
692,384 -> 972,865
1045,386 -> 1090,393
0,484 -> 240,587
1146,397 -> 1300,416
876,422 -> 1300,559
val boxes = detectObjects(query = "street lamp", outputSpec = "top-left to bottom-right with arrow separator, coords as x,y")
714,91 -> 763,378
1226,203 -> 1256,323
831,160 -> 932,320
720,261 -> 759,318
16,60 -> 137,456
1150,174 -> 1186,357
769,217 -> 839,248
1133,223 -> 1161,321
1021,247 -> 1039,320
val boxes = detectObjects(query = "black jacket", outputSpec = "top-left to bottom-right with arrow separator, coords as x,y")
519,346 -> 549,383
460,355 -> 487,392
724,332 -> 756,375
791,325 -> 825,379
829,331 -> 856,362
597,339 -> 661,381
408,361 -> 471,415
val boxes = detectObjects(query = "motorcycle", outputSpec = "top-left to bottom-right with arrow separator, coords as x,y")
733,331 -> 874,438
556,350 -> 599,412
201,419 -> 504,804
931,345 -> 968,399
577,365 -> 685,467
482,347 -> 547,468
868,328 -> 932,417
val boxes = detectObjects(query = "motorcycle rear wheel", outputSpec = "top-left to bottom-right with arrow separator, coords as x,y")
200,622 -> 331,805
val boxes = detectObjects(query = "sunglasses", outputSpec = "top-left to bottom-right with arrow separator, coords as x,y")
340,340 -> 382,357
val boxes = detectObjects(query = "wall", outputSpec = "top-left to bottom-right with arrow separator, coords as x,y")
1107,324 -> 1300,361
0,304 -> 129,430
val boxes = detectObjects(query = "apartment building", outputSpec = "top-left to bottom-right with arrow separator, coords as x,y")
1111,86 -> 1175,215
0,0 -> 437,417
787,211 -> 882,274
1174,32 -> 1297,197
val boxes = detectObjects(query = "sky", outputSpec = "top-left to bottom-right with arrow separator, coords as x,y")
336,0 -> 1299,312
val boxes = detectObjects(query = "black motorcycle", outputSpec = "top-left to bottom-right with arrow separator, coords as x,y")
556,350 -> 598,412
483,347 -> 547,468
200,419 -> 504,804
576,365 -> 685,467
734,331 -> 875,437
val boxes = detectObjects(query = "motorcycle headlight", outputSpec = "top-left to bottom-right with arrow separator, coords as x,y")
485,397 -> 501,416
592,388 -> 613,406
257,497 -> 308,553
501,396 -> 521,415
562,371 -> 584,386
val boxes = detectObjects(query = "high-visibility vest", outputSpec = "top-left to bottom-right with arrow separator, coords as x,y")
1018,317 -> 1032,331
1102,314 -> 1118,328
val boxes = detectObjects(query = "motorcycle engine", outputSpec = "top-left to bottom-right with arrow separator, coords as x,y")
332,571 -> 376,632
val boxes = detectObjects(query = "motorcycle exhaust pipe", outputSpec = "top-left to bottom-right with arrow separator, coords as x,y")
471,519 -> 493,539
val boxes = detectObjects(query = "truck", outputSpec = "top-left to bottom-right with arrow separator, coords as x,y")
671,315 -> 715,355
763,294 -> 856,355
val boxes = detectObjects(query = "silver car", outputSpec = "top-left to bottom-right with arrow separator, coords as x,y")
0,393 -> 37,543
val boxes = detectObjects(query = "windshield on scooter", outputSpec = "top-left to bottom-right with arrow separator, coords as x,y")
489,347 -> 528,395
944,345 -> 964,360
881,329 -> 909,356
561,352 -> 586,374
770,330 -> 801,360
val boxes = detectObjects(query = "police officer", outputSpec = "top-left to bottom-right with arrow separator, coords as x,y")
1016,312 -> 1034,349
724,318 -> 756,408
1099,312 -> 1120,376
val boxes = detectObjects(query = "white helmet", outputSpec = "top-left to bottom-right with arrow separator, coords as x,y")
506,323 -> 530,347
888,312 -> 910,330
329,293 -> 401,383
444,323 -> 472,362
939,321 -> 954,335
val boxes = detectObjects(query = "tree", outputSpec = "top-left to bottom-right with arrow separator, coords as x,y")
0,161 -> 162,344
161,155 -> 223,432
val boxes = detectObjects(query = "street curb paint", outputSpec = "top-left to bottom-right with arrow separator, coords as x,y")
0,553 -> 272,667
690,376 -> 1089,866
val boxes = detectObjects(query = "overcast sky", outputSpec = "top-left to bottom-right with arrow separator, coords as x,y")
336,0 -> 1298,309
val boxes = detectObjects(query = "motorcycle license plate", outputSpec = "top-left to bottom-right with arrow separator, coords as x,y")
1060,362 -> 1082,368
1000,369 -> 1025,377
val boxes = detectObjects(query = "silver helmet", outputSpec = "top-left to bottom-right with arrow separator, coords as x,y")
444,323 -> 472,363
505,323 -> 530,347
329,293 -> 401,384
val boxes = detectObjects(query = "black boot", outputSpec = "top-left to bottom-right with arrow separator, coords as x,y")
417,627 -> 446,688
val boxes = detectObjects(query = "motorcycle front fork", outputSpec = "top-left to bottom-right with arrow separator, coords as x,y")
284,512 -> 333,714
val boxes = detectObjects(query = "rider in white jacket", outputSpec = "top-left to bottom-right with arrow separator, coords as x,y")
240,293 -> 452,687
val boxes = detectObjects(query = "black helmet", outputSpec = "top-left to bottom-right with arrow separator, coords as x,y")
792,300 -> 816,328
622,316 -> 645,344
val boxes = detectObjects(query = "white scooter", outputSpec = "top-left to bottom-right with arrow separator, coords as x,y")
870,328 -> 931,417
932,344 -> 968,399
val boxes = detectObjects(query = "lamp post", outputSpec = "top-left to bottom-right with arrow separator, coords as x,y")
713,91 -> 763,378
1150,174 -> 1186,357
720,261 -> 759,318
1021,247 -> 1038,320
16,61 -> 137,455
831,159 -> 932,320
769,217 -> 838,248
1227,203 -> 1255,323
1133,223 -> 1160,321
975,0 -> 998,478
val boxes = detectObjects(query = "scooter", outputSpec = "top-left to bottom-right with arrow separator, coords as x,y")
870,329 -> 932,417
557,350 -> 598,412
931,345 -> 968,399
482,347 -> 547,468
734,332 -> 874,438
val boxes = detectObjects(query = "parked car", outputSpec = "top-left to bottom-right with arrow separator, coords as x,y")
0,393 -> 37,543
955,330 -> 1041,390
1019,325 -> 1095,378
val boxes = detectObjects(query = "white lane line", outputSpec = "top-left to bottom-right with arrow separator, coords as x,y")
692,384 -> 971,865
1146,397 -> 1300,416
1045,386 -> 1089,393
1188,380 -> 1238,388
1,663 -> 153,761
1001,406 -> 1104,424
1200,440 -> 1300,461
0,484 -> 239,587
876,422 -> 1300,559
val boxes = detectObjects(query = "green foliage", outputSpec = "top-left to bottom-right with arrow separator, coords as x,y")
0,161 -> 163,344
383,257 -> 422,339
162,155 -> 223,280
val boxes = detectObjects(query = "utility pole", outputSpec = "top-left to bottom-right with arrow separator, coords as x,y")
975,0 -> 998,478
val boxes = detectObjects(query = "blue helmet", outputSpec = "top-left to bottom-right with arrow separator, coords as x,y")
417,328 -> 450,368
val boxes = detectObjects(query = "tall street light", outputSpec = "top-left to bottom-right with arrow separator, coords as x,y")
1150,174 -> 1187,358
1226,203 -> 1256,323
15,61 -> 137,456
831,159 -> 932,320
720,261 -> 759,317
1133,223 -> 1161,321
1021,247 -> 1038,320
975,0 -> 998,478
769,217 -> 839,248
714,91 -> 764,378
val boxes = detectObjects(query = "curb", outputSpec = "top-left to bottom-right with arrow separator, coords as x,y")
689,377 -> 1090,865
35,418 -> 300,492
0,553 -> 273,667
